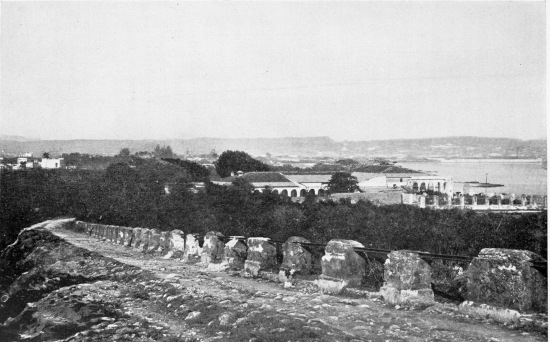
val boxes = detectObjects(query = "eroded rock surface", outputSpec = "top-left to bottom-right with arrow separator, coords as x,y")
465,248 -> 547,312
380,250 -> 435,306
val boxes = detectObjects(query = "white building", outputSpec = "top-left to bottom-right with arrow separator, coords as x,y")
405,175 -> 454,197
17,156 -> 38,169
41,158 -> 65,169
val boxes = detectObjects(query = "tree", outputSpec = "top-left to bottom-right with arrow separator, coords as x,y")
214,150 -> 270,178
153,145 -> 175,159
161,158 -> 210,182
336,159 -> 359,168
42,152 -> 51,159
118,148 -> 130,157
327,172 -> 360,193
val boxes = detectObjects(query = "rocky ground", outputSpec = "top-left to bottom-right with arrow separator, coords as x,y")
0,219 -> 547,342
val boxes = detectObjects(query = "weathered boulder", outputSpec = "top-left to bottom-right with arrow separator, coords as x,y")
104,225 -> 112,242
74,221 -> 86,233
320,239 -> 365,288
101,225 -> 108,240
158,231 -> 170,256
84,222 -> 93,236
162,230 -> 185,259
244,238 -> 278,277
109,225 -> 118,243
119,227 -> 129,246
224,237 -> 247,270
380,250 -> 434,306
201,231 -> 225,264
96,224 -> 103,238
111,226 -> 120,244
123,227 -> 134,247
146,229 -> 162,254
465,248 -> 547,312
183,234 -> 202,263
95,224 -> 103,238
90,223 -> 98,238
140,229 -> 151,252
132,228 -> 143,249
279,236 -> 313,277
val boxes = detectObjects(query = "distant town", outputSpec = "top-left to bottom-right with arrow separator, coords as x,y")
1,135 -> 545,212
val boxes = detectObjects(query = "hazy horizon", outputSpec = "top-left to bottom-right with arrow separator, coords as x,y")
0,133 -> 546,143
1,2 -> 546,141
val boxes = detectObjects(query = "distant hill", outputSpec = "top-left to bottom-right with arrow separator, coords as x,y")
0,136 -> 546,160
0,135 -> 35,142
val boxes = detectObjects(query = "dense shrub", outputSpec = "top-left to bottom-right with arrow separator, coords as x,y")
0,165 -> 546,259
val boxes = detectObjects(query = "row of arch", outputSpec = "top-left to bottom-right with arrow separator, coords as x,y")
411,182 -> 447,193
253,188 -> 327,197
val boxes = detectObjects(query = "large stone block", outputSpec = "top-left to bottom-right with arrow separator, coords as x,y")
280,236 -> 312,275
74,221 -> 86,233
120,227 -> 130,246
244,238 -> 278,277
107,225 -> 116,243
85,222 -> 93,236
162,230 -> 185,259
112,226 -> 120,244
320,239 -> 365,287
158,231 -> 170,256
90,223 -> 99,237
183,234 -> 202,263
94,224 -> 102,238
224,237 -> 247,270
201,231 -> 225,264
465,248 -> 547,312
124,227 -> 134,247
147,229 -> 162,254
380,250 -> 434,305
132,228 -> 143,249
97,225 -> 106,239
140,229 -> 151,252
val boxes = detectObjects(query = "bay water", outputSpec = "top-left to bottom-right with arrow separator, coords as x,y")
399,161 -> 547,196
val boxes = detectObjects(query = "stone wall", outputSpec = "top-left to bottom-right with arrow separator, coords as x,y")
71,221 -> 548,313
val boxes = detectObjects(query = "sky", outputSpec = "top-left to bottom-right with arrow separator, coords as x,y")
0,1 -> 546,141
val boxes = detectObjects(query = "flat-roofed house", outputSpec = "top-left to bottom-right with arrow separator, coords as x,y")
40,158 -> 65,169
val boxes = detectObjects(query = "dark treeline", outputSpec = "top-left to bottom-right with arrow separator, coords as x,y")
0,159 -> 546,258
